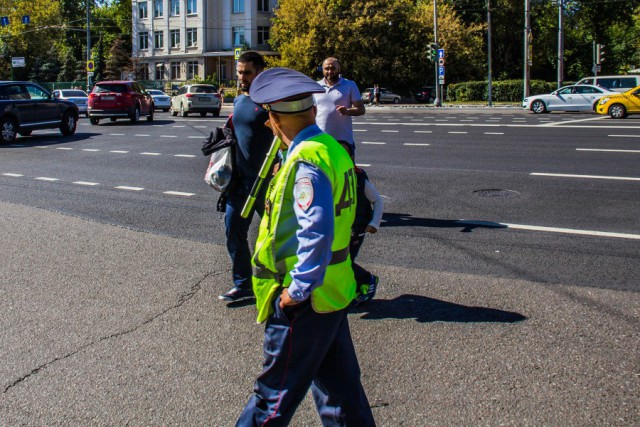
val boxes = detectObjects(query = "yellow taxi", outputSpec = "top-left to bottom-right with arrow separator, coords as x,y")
595,85 -> 640,118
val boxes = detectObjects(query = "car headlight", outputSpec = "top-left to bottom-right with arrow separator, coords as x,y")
599,97 -> 610,105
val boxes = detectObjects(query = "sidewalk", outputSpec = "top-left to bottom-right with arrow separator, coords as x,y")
1,201 -> 638,425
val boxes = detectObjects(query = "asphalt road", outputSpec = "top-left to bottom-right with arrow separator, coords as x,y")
0,106 -> 638,425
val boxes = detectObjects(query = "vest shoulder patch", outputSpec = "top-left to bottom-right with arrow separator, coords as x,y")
294,176 -> 314,211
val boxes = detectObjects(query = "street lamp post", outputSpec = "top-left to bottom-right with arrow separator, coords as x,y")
86,0 -> 91,90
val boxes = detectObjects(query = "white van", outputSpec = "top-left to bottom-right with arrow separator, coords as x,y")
576,75 -> 640,93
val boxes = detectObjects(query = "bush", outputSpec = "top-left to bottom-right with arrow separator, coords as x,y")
447,80 -> 557,102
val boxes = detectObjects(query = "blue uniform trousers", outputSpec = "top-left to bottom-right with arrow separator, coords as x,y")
237,296 -> 375,426
224,189 -> 265,289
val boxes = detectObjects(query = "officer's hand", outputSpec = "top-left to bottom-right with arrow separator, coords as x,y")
336,105 -> 348,115
279,289 -> 301,309
366,225 -> 378,234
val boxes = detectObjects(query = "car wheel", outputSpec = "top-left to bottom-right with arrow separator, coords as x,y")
0,117 -> 18,144
180,104 -> 188,117
608,103 -> 627,119
19,130 -> 33,137
200,112 -> 207,117
90,117 -> 100,125
163,108 -> 169,112
60,110 -> 77,136
428,97 -> 435,104
85,112 -> 89,118
170,105 -> 177,116
131,106 -> 140,123
531,100 -> 547,114
147,108 -> 154,122
393,97 -> 400,104
213,109 -> 220,117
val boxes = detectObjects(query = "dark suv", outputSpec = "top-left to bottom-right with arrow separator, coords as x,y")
414,86 -> 435,103
0,81 -> 79,144
88,81 -> 154,125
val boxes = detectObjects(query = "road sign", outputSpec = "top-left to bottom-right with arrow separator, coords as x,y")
438,49 -> 445,59
1,16 -> 9,26
234,48 -> 242,60
12,57 -> 25,68
438,76 -> 445,84
438,66 -> 445,76
438,58 -> 445,66
22,15 -> 30,24
86,60 -> 95,72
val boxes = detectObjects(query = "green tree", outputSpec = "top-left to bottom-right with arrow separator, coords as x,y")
104,36 -> 132,80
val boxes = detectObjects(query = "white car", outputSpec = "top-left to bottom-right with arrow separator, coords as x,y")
522,84 -> 615,114
148,89 -> 171,112
53,89 -> 89,117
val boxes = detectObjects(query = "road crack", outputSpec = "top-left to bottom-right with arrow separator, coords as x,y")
3,271 -> 220,394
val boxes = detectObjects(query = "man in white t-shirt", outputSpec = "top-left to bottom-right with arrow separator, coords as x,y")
314,57 -> 365,150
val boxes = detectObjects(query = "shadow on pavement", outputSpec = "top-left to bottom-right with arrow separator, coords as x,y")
354,294 -> 527,323
381,213 -> 507,233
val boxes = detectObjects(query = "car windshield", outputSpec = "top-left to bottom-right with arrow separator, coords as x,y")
94,84 -> 128,94
62,90 -> 87,97
149,90 -> 165,95
190,86 -> 216,94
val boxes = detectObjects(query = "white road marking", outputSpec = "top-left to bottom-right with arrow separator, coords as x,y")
135,134 -> 150,137
160,135 -> 177,138
115,186 -> 144,191
188,136 -> 203,139
381,130 -> 399,133
531,172 -> 640,181
608,134 -> 640,138
141,152 -> 162,156
541,116 -> 608,126
485,132 -> 505,135
82,149 -> 100,152
73,181 -> 99,186
356,163 -> 371,167
403,143 -> 430,146
175,154 -> 197,158
109,133 -> 125,136
577,148 -> 640,153
110,150 -> 129,153
56,147 -> 74,150
448,131 -> 468,134
2,173 -> 23,177
414,130 -> 432,133
194,126 -> 208,129
457,220 -> 640,241
163,191 -> 195,197
173,126 -> 186,128
35,177 -> 59,181
354,129 -> 367,132
361,141 -> 386,145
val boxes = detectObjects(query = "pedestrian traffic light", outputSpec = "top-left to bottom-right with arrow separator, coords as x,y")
429,43 -> 438,62
596,44 -> 605,64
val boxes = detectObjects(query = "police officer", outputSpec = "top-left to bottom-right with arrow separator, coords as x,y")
236,67 -> 376,426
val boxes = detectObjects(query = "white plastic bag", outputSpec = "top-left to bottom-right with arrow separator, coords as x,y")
204,145 -> 234,192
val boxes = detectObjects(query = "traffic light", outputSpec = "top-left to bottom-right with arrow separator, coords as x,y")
596,44 -> 605,64
429,43 -> 438,62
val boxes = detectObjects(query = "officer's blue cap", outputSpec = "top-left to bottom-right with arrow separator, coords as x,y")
249,67 -> 325,114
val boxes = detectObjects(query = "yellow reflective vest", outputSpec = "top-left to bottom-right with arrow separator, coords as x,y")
252,132 -> 357,323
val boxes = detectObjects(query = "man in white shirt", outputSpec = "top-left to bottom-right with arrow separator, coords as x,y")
314,57 -> 365,151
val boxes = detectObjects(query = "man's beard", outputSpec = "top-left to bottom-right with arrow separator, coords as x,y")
325,74 -> 339,84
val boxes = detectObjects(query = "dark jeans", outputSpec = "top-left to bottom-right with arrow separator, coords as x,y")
224,189 -> 265,290
237,296 -> 376,426
350,232 -> 373,286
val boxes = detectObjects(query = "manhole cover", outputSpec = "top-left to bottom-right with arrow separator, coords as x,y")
473,189 -> 521,199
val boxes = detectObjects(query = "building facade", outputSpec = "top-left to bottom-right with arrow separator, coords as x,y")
131,0 -> 277,85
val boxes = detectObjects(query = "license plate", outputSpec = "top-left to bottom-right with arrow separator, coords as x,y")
101,96 -> 115,101
198,97 -> 210,102
76,100 -> 87,105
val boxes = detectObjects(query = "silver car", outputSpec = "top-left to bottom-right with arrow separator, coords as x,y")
148,89 -> 171,112
53,89 -> 89,117
362,87 -> 401,104
522,84 -> 616,114
170,84 -> 222,117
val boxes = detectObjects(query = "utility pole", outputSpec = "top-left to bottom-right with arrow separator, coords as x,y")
523,0 -> 531,97
487,0 -> 492,106
557,0 -> 564,89
86,0 -> 91,90
433,0 -> 440,106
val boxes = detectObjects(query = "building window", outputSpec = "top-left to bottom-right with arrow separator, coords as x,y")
232,27 -> 245,46
186,28 -> 197,47
220,63 -> 227,81
154,0 -> 163,17
139,64 -> 150,80
171,62 -> 181,79
155,63 -> 165,80
138,1 -> 148,19
170,0 -> 180,16
233,0 -> 244,13
187,61 -> 198,79
154,31 -> 164,49
170,29 -> 180,48
257,0 -> 269,12
139,32 -> 149,50
257,26 -> 270,45
187,0 -> 197,15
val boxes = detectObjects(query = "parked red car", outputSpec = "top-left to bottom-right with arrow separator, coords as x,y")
88,81 -> 154,125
